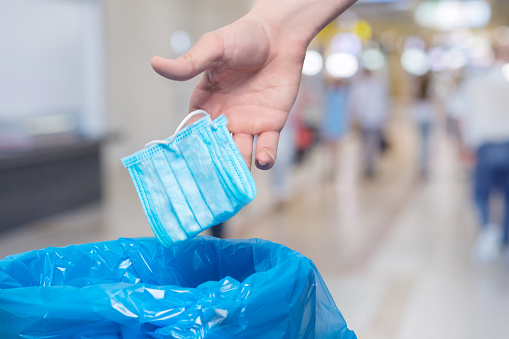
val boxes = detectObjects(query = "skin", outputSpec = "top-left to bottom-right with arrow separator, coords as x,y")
151,0 -> 357,170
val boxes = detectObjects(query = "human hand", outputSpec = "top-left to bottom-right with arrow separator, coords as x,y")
152,0 -> 356,170
151,14 -> 307,170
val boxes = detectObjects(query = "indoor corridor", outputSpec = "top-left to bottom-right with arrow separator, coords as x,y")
1,101 -> 508,338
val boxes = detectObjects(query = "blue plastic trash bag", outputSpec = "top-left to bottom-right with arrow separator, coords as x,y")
0,237 -> 356,339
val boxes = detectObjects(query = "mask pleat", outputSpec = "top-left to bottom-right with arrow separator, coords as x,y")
201,128 -> 245,206
128,163 -> 170,243
127,164 -> 151,217
151,150 -> 202,238
178,134 -> 235,223
169,143 -> 215,232
143,157 -> 187,242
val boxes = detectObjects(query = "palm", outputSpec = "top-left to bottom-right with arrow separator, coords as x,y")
152,16 -> 306,169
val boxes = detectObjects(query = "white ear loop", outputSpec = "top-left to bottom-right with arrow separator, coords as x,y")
145,109 -> 216,148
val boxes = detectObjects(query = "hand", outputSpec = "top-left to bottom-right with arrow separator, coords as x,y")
151,14 -> 307,170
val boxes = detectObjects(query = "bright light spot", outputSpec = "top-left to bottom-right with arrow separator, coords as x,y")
170,30 -> 191,55
427,47 -> 446,72
404,36 -> 426,51
361,49 -> 385,71
401,48 -> 430,76
435,1 -> 465,31
302,50 -> 323,76
353,20 -> 372,41
326,53 -> 359,78
470,46 -> 494,68
467,35 -> 491,51
448,30 -> 473,46
443,48 -> 469,70
414,1 -> 437,28
415,1 -> 491,31
502,64 -> 509,83
331,33 -> 363,56
466,35 -> 494,68
464,1 -> 491,28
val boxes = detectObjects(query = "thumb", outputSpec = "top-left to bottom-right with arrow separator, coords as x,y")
151,32 -> 224,81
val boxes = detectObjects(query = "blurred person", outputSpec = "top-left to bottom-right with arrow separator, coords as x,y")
293,82 -> 318,165
451,47 -> 509,265
440,70 -> 466,140
348,69 -> 389,178
321,78 -> 350,180
446,70 -> 473,167
151,0 -> 357,171
412,72 -> 436,178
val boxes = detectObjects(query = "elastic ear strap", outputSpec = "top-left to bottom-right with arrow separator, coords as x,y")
145,109 -> 212,148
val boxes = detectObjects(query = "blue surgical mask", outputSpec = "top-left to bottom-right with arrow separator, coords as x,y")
121,110 -> 256,246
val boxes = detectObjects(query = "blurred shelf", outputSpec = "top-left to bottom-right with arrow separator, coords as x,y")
0,138 -> 102,232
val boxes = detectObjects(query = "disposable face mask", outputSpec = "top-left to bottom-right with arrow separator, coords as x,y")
121,110 -> 256,246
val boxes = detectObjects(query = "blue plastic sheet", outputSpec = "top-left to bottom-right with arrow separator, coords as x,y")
0,237 -> 356,338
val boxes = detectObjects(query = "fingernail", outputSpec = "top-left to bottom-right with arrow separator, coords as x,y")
258,161 -> 268,167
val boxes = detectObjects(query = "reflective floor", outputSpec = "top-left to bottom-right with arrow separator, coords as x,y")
2,104 -> 509,338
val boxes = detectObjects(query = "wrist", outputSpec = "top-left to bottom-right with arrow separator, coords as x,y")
249,0 -> 357,46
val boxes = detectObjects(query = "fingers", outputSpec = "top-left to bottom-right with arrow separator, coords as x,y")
233,133 -> 254,170
151,32 -> 224,81
255,131 -> 280,170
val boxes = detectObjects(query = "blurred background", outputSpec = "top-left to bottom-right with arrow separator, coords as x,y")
2,0 -> 509,337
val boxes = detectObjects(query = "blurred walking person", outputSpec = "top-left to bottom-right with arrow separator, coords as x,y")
451,46 -> 509,264
413,72 -> 436,178
348,69 -> 389,178
321,78 -> 350,179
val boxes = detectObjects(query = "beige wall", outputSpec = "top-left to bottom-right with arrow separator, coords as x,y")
103,0 -> 252,171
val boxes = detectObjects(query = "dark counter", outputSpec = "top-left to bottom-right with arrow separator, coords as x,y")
0,140 -> 102,231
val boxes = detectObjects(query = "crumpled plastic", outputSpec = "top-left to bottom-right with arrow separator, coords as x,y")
0,236 -> 356,339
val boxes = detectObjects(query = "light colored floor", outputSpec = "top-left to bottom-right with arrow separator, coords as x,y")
1,112 -> 509,338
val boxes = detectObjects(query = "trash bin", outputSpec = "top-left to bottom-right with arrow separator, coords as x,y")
0,237 -> 356,338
